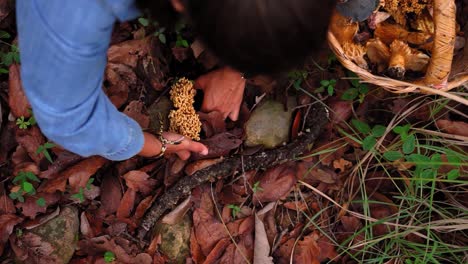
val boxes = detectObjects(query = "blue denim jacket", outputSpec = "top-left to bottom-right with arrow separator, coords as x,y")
16,0 -> 144,161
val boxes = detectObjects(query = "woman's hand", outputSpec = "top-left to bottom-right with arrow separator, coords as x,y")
139,132 -> 208,160
195,66 -> 246,121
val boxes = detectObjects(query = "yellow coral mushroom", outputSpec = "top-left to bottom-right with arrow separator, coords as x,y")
168,78 -> 202,141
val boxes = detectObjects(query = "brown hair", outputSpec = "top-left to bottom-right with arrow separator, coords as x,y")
137,0 -> 336,75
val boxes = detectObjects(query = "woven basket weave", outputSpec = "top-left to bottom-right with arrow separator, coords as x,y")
328,0 -> 468,99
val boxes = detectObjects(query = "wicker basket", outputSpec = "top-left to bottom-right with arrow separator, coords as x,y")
328,0 -> 468,102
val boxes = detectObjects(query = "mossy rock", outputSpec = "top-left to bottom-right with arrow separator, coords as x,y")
245,98 -> 296,149
153,215 -> 192,264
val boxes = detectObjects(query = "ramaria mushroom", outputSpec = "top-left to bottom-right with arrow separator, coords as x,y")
366,38 -> 391,73
168,78 -> 202,141
375,22 -> 432,46
329,10 -> 359,44
388,40 -> 430,79
342,42 -> 368,70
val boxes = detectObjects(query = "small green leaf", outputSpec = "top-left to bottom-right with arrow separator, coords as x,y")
352,119 -> 371,134
36,146 -> 44,155
227,204 -> 241,218
43,150 -> 53,163
180,39 -> 189,48
138,17 -> 149,27
158,34 -> 166,44
36,197 -> 46,207
71,188 -> 85,203
43,142 -> 56,149
4,52 -> 13,66
104,251 -> 116,263
350,78 -> 360,88
327,85 -> 334,96
86,178 -> 94,190
383,151 -> 403,161
402,134 -> 416,154
430,154 -> 442,170
0,68 -> 9,74
372,125 -> 386,137
320,80 -> 329,86
447,169 -> 460,180
25,172 -> 40,182
22,181 -> 34,194
341,88 -> 358,101
0,30 -> 10,39
28,115 -> 36,126
293,79 -> 302,90
358,84 -> 369,94
362,136 -> 377,151
419,169 -> 435,186
393,124 -> 410,135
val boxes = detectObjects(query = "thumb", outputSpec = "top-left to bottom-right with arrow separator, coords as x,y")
187,141 -> 209,155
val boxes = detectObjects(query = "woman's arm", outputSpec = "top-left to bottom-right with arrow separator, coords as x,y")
16,0 -> 144,161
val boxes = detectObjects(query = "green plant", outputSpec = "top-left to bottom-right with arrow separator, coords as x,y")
252,181 -> 263,193
288,70 -> 309,90
317,79 -> 337,96
16,115 -> 36,130
9,171 -> 40,202
174,21 -> 189,48
104,251 -> 116,263
351,119 -> 386,151
36,197 -> 46,207
138,17 -> 167,44
71,178 -> 94,203
36,142 -> 56,163
341,72 -> 369,103
227,204 -> 241,219
0,30 -> 20,73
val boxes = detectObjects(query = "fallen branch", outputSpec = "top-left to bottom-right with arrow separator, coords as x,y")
137,102 -> 328,240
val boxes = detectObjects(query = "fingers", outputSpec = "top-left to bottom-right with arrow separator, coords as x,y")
176,150 -> 191,160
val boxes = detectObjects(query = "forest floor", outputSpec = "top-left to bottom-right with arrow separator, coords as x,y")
1,1 -> 468,263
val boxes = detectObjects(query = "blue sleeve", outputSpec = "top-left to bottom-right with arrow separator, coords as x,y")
16,0 -> 144,161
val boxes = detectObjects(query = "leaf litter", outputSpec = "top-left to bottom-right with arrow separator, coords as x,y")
0,3 -> 467,263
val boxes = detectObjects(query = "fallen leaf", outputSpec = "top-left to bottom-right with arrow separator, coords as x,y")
11,145 -> 30,166
132,195 -> 153,224
329,100 -> 352,124
0,123 -> 18,164
253,163 -> 297,204
191,130 -> 243,160
172,46 -> 190,62
254,214 -> 274,264
198,111 -> 226,138
190,228 -> 205,263
436,119 -> 468,137
41,156 -> 107,193
15,126 -> 45,164
123,101 -> 150,129
100,172 -> 122,216
0,184 -> 16,214
10,232 -> 59,263
283,201 -> 308,212
8,64 -> 31,118
0,214 -> 23,255
80,212 -> 94,239
13,161 -> 39,178
203,238 -> 231,264
16,192 -> 60,219
117,189 -> 136,219
123,170 -> 157,196
370,205 -> 393,236
309,167 -> 338,184
294,234 -> 321,264
333,158 -> 352,173
104,63 -> 133,108
193,208 -> 229,255
107,38 -> 149,67
161,196 -> 193,225
40,151 -> 82,179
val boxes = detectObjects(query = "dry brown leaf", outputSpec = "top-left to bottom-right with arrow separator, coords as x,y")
203,238 -> 231,264
104,63 -> 133,108
283,201 -> 308,212
436,119 -> 468,137
13,162 -> 39,178
294,234 -> 321,264
198,111 -> 226,138
172,46 -> 190,62
100,172 -> 122,216
123,170 -> 157,196
80,212 -> 94,239
253,163 -> 297,204
16,192 -> 60,219
191,130 -> 243,160
254,214 -> 274,264
333,158 -> 353,173
117,189 -> 136,219
123,101 -> 150,129
15,126 -> 45,164
193,208 -> 229,256
0,184 -> 16,215
8,64 -> 31,118
329,100 -> 352,125
190,228 -> 205,264
161,196 -> 192,225
40,151 -> 82,179
41,156 -> 107,193
107,38 -> 149,67
0,214 -> 23,255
